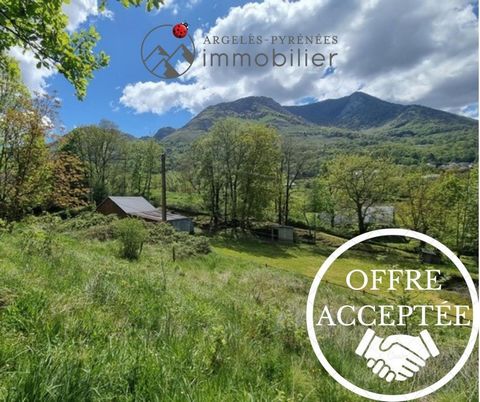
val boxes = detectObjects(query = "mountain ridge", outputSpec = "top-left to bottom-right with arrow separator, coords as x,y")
154,92 -> 477,164
285,92 -> 475,129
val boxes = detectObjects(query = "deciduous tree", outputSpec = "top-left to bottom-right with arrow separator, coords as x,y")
63,125 -> 125,204
277,139 -> 313,225
49,152 -> 89,210
397,172 -> 437,234
430,169 -> 478,257
191,119 -> 280,229
128,139 -> 163,198
309,177 -> 336,228
326,155 -> 396,233
0,69 -> 52,219
0,1 -> 163,99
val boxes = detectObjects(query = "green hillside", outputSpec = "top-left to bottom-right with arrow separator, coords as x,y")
162,96 -> 313,144
159,92 -> 477,165
0,215 -> 476,401
285,92 -> 405,128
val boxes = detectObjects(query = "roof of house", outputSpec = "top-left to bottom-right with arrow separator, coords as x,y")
420,248 -> 440,256
131,210 -> 190,222
366,205 -> 395,214
107,196 -> 157,214
99,196 -> 190,222
271,224 -> 294,229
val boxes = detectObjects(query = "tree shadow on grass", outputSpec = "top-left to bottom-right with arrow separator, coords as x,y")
211,237 -> 334,260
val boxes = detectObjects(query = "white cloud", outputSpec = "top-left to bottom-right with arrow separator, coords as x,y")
41,115 -> 54,130
63,0 -> 114,31
109,100 -> 120,112
101,8 -> 115,21
187,0 -> 201,8
120,0 -> 478,117
10,0 -> 113,94
8,47 -> 55,94
63,0 -> 99,32
121,81 -> 229,114
161,0 -> 202,15
160,0 -> 179,15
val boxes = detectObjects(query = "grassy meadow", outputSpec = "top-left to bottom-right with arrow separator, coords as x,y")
213,235 -> 476,312
0,214 -> 477,401
0,3 -> 477,401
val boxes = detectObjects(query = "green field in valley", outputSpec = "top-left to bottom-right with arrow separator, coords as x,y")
213,234 -> 476,312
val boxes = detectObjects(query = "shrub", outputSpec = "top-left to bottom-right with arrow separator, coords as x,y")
57,212 -> 119,241
146,222 -> 211,258
279,312 -> 306,353
174,234 -> 211,258
16,215 -> 61,257
114,218 -> 147,260
84,224 -> 116,241
147,222 -> 178,244
60,212 -> 118,232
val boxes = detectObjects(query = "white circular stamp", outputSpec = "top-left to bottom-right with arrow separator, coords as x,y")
306,228 -> 479,401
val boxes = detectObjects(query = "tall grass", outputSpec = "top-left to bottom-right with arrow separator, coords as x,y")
0,219 -> 476,401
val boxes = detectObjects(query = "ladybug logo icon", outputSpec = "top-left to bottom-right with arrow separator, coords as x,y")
173,22 -> 189,39
141,23 -> 196,79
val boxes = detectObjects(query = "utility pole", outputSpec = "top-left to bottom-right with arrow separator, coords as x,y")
161,153 -> 167,221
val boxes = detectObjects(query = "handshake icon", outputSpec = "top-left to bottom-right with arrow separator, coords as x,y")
355,329 -> 440,382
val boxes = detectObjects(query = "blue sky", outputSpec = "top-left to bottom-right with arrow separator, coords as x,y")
14,0 -> 479,137
50,1 -> 231,136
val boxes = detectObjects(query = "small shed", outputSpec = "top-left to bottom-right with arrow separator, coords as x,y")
271,224 -> 294,243
97,196 -> 194,233
164,212 -> 194,233
420,248 -> 442,264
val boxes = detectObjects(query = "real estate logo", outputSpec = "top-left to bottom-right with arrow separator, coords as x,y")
141,24 -> 339,79
306,229 -> 479,401
141,23 -> 196,79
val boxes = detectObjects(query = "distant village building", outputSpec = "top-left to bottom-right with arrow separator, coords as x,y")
364,206 -> 395,226
270,224 -> 294,243
438,162 -> 473,172
420,248 -> 442,265
321,205 -> 395,228
97,196 -> 194,233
